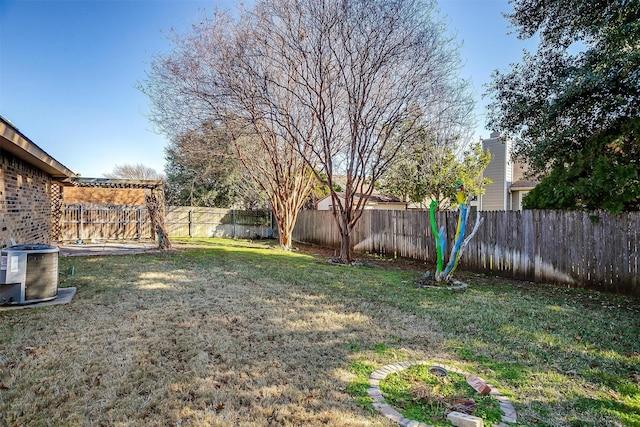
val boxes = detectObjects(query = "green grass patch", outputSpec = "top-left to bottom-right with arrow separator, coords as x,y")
379,364 -> 503,426
347,361 -> 377,409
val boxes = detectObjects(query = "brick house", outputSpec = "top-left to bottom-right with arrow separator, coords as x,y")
0,116 -> 76,246
1,116 -> 169,247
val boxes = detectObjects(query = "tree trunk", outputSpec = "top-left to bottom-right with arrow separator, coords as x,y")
339,227 -> 352,262
275,209 -> 296,251
279,231 -> 291,251
145,187 -> 172,251
334,206 -> 354,262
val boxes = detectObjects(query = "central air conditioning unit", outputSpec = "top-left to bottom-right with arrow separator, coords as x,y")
0,244 -> 59,305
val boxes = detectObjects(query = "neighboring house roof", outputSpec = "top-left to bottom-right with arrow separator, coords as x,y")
510,179 -> 539,191
362,193 -> 405,204
317,192 -> 407,208
0,115 -> 76,181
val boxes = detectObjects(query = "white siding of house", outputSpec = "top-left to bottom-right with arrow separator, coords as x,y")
316,196 -> 336,211
480,133 -> 509,210
480,133 -> 537,211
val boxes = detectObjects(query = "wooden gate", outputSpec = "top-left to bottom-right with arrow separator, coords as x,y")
61,204 -> 152,241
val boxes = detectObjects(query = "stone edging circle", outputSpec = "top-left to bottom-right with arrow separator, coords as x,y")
418,279 -> 469,290
367,361 -> 517,427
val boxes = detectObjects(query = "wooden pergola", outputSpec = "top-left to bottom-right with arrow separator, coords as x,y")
68,177 -> 163,190
53,178 -> 171,249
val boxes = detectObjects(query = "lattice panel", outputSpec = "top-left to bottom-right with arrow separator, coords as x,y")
51,183 -> 63,241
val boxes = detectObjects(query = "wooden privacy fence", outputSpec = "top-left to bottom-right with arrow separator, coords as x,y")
293,210 -> 640,296
165,206 -> 274,239
61,204 -> 153,241
61,205 -> 276,241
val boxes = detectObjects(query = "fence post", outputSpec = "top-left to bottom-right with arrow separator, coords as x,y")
233,210 -> 237,238
188,209 -> 193,238
534,210 -> 541,282
78,204 -> 84,241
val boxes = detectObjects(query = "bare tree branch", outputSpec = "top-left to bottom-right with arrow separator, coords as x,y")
140,0 -> 473,258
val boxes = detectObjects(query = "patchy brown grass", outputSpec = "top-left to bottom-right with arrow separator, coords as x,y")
0,240 -> 439,426
1,238 -> 638,427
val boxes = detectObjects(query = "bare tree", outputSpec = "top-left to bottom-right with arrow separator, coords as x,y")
145,186 -> 172,250
104,163 -> 163,181
141,9 -> 319,250
141,0 -> 472,258
229,120 -> 318,249
245,0 -> 473,260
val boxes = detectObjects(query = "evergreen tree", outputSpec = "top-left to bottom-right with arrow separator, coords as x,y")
487,0 -> 640,212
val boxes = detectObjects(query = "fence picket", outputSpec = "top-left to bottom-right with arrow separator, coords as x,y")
62,205 -> 275,242
62,204 -> 152,241
293,209 -> 640,296
60,204 -> 638,295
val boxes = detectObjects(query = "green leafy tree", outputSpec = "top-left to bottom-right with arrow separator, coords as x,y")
456,142 -> 493,202
523,118 -> 640,212
486,0 -> 640,212
164,122 -> 240,208
164,122 -> 268,209
380,141 -> 491,209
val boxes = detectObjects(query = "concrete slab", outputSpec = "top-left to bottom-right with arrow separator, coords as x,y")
0,287 -> 77,311
58,241 -> 159,257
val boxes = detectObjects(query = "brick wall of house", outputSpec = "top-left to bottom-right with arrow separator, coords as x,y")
0,151 -> 52,246
63,187 -> 146,205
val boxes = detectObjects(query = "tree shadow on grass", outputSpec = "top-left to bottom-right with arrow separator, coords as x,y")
2,245 -> 440,426
177,240 -> 639,426
22,240 -> 636,427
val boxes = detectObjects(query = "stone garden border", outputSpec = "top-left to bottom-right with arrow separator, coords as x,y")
418,279 -> 469,291
367,361 -> 517,427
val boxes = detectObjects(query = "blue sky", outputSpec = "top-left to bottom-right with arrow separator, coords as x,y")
0,0 -> 535,178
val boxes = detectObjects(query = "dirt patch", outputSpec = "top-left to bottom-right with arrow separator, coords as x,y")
293,242 -> 430,273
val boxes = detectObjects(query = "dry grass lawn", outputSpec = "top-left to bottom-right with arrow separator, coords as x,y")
1,240 -> 438,426
1,238 -> 638,426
